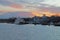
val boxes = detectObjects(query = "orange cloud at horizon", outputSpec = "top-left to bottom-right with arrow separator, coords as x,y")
31,10 -> 60,17
31,10 -> 43,17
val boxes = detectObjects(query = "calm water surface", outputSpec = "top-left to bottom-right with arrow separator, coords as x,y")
0,23 -> 60,40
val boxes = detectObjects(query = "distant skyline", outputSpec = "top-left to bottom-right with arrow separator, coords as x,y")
0,0 -> 60,18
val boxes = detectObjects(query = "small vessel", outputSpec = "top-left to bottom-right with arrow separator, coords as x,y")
54,22 -> 60,26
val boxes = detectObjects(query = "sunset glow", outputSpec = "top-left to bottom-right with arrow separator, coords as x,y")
31,10 -> 43,17
0,0 -> 60,18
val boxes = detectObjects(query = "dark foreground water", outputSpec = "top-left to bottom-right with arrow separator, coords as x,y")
0,23 -> 60,40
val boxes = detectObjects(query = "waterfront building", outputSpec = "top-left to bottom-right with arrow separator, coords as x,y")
14,17 -> 25,24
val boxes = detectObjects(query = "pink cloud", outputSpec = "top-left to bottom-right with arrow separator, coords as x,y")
10,4 -> 24,9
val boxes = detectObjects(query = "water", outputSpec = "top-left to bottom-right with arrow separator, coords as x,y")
0,23 -> 60,40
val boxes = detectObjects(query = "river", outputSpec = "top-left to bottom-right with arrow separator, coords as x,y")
0,23 -> 60,40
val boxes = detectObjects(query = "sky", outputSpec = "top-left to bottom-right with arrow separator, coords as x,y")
0,0 -> 60,18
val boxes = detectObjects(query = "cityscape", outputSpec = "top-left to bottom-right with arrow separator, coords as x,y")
0,14 -> 60,26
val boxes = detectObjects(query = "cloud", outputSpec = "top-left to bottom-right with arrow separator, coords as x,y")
0,5 -> 19,11
10,4 -> 24,9
41,0 -> 60,7
0,4 -> 33,15
0,5 -> 23,15
9,0 -> 44,3
0,0 -> 60,17
38,5 -> 60,13
0,0 -> 14,6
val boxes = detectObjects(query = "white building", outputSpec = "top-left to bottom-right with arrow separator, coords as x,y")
14,17 -> 24,24
41,14 -> 48,22
40,14 -> 50,25
32,16 -> 40,23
